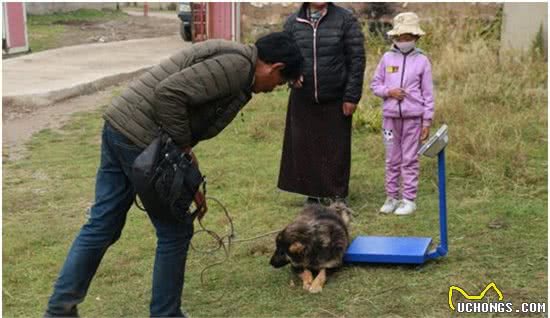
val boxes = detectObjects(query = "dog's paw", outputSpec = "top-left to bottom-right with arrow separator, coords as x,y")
299,270 -> 313,290
308,284 -> 323,294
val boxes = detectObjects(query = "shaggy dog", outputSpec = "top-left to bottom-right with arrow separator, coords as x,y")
270,202 -> 352,293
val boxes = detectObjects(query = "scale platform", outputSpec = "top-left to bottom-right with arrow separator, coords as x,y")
344,236 -> 433,264
344,125 -> 449,265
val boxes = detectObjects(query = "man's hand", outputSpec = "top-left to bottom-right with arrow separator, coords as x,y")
421,127 -> 430,142
290,75 -> 304,88
182,147 -> 199,168
183,146 -> 206,219
342,102 -> 357,116
194,190 -> 208,221
388,88 -> 406,101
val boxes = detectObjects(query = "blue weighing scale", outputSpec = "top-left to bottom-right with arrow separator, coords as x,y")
344,125 -> 449,264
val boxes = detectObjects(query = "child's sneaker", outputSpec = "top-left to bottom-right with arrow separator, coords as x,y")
379,197 -> 400,214
394,199 -> 417,215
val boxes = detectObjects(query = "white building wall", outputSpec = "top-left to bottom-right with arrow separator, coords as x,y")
501,3 -> 548,55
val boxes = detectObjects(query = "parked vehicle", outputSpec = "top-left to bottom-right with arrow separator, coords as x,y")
178,2 -> 192,41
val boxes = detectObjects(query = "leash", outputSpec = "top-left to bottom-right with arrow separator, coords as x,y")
188,194 -> 282,305
134,180 -> 282,279
191,196 -> 234,285
191,195 -> 282,284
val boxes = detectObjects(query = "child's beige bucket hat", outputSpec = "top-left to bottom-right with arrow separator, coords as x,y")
387,12 -> 425,36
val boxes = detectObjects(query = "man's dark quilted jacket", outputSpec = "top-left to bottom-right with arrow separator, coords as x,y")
103,40 -> 257,148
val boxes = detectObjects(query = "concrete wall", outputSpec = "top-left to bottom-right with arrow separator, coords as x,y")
26,3 -> 117,15
501,3 -> 548,54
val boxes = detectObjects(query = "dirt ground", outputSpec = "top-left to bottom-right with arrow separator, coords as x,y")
2,83 -> 127,161
3,12 -> 180,161
50,14 -> 180,48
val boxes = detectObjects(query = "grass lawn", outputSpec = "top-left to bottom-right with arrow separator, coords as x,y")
27,9 -> 128,52
3,10 -> 548,318
3,83 -> 547,317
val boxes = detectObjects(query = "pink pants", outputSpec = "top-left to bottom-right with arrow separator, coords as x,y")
383,117 -> 422,201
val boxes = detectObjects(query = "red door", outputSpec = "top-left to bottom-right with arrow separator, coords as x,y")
192,3 -> 207,42
4,2 -> 28,50
208,3 -> 232,40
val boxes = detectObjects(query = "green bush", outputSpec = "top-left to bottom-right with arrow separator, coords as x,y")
167,3 -> 177,11
531,23 -> 546,58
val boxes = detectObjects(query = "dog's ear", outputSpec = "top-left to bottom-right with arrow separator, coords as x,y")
275,230 -> 283,243
340,207 -> 353,226
289,242 -> 305,254
329,202 -> 354,226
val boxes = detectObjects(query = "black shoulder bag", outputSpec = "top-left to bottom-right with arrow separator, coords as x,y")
131,49 -> 253,222
130,133 -> 205,223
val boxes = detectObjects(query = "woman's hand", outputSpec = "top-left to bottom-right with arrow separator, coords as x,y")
421,127 -> 430,141
388,88 -> 406,101
290,75 -> 304,88
342,102 -> 357,116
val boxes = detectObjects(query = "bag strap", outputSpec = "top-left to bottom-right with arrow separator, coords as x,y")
134,196 -> 147,212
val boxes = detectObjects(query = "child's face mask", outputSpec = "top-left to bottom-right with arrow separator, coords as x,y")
393,40 -> 416,53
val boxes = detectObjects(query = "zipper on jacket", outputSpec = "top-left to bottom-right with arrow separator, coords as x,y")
398,52 -> 409,118
296,12 -> 326,104
312,27 -> 320,103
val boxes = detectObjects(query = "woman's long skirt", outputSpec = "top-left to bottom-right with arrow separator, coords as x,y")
277,90 -> 352,198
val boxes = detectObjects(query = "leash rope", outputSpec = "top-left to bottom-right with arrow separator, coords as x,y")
188,195 -> 282,305
191,195 -> 282,285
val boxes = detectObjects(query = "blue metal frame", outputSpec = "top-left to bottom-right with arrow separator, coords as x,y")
344,236 -> 432,264
343,144 -> 448,264
426,148 -> 448,260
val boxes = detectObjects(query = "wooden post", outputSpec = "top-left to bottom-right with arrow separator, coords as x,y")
144,2 -> 149,17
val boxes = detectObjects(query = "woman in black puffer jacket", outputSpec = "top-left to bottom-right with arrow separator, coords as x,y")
278,2 -> 366,204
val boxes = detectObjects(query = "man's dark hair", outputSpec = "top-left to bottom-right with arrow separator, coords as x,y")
255,32 -> 303,81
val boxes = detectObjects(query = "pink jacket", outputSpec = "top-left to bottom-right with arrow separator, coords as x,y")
370,47 -> 434,127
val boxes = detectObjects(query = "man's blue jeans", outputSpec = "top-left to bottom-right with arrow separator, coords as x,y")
46,122 -> 194,317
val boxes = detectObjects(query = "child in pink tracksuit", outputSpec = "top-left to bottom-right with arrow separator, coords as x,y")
370,12 -> 434,215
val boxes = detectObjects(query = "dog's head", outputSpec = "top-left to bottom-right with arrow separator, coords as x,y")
328,201 -> 353,227
270,227 -> 307,268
